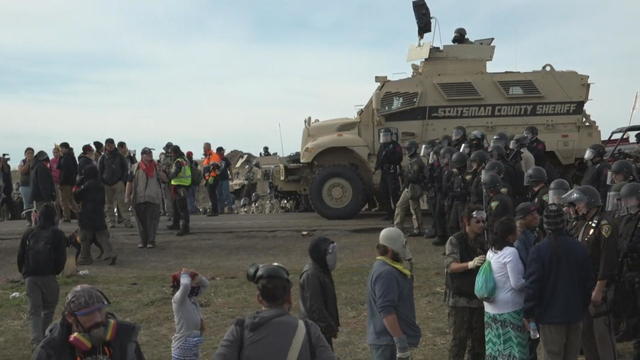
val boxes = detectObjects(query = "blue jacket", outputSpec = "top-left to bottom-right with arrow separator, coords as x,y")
515,228 -> 538,270
523,232 -> 595,324
367,259 -> 421,347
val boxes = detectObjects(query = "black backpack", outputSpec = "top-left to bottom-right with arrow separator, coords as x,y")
24,229 -> 54,273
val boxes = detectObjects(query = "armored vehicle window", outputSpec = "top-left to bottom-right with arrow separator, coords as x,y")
379,91 -> 420,115
434,81 -> 482,100
496,80 -> 543,97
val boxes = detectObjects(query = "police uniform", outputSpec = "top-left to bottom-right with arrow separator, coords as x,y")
446,168 -> 469,236
394,152 -> 426,235
434,166 -> 453,245
528,138 -> 547,168
487,193 -> 514,231
375,141 -> 403,219
581,160 -> 611,204
466,169 -> 483,206
169,156 -> 192,235
614,210 -> 640,348
570,209 -> 618,360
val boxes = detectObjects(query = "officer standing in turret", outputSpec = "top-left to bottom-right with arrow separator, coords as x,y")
452,27 -> 473,44
375,128 -> 403,221
394,141 -> 426,236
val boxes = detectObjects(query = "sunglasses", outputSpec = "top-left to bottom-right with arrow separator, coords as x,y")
74,304 -> 108,317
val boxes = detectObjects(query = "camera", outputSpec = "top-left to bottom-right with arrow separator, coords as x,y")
246,263 -> 290,284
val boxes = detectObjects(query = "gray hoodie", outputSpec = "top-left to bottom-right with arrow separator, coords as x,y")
213,308 -> 335,360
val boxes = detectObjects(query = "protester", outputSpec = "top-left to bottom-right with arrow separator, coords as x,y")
77,144 -> 96,184
171,269 -> 209,360
367,227 -> 421,359
32,284 -> 145,359
444,206 -> 487,360
126,147 -> 166,248
0,155 -> 14,219
58,142 -> 79,222
31,150 -> 56,212
160,141 -> 175,219
524,204 -> 594,360
185,151 -> 201,215
19,147 -> 35,225
484,217 -> 528,360
299,237 -> 340,349
16,204 -> 66,348
50,145 -> 62,217
98,138 -> 132,228
202,142 -> 222,217
215,146 -> 233,214
93,140 -> 104,161
214,263 -> 335,359
514,202 -> 541,269
168,145 -> 192,236
74,165 -> 117,265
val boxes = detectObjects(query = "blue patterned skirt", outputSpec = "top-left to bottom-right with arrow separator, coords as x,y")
484,309 -> 528,360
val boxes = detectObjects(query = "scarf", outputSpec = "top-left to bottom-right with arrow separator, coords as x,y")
376,256 -> 411,277
139,160 -> 156,178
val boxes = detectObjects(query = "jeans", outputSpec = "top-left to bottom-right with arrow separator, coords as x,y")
25,276 -> 59,346
187,186 -> 198,214
217,179 -> 233,212
20,185 -> 32,210
369,344 -> 396,360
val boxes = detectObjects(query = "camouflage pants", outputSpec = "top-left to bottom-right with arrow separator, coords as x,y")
393,184 -> 423,233
448,306 -> 485,360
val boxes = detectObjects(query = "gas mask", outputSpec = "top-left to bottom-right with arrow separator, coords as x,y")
68,319 -> 117,352
326,242 -> 337,271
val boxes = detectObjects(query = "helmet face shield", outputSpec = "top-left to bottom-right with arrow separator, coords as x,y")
605,191 -> 622,212
548,190 -> 567,205
420,145 -> 429,158
452,128 -> 464,141
561,189 -> 587,207
460,143 -> 471,155
380,132 -> 392,144
428,152 -> 438,164
584,148 -> 596,161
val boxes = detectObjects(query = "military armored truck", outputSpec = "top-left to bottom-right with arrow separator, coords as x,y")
274,39 -> 601,220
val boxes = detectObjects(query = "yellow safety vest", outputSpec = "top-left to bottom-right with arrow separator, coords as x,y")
170,158 -> 192,186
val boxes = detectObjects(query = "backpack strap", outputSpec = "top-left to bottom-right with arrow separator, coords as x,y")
302,319 -> 315,359
233,317 -> 245,360
286,320 -> 306,360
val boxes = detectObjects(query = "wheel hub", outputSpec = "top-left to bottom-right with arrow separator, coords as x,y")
321,177 -> 353,209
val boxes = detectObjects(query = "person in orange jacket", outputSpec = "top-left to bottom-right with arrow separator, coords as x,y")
202,142 -> 222,216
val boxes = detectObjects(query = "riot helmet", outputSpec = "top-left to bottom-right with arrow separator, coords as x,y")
469,130 -> 486,150
548,178 -> 570,204
452,27 -> 468,44
440,135 -> 452,148
488,144 -> 506,160
605,182 -> 626,214
485,160 -> 505,176
451,151 -> 468,170
524,126 -> 539,141
439,146 -> 456,165
482,171 -> 503,193
490,132 -> 509,148
469,150 -> 489,169
509,134 -> 529,150
562,185 -> 601,208
583,143 -> 606,162
525,166 -> 547,186
406,141 -> 419,156
379,128 -> 393,144
610,159 -> 636,182
452,126 -> 466,141
621,182 -> 640,213
429,144 -> 443,164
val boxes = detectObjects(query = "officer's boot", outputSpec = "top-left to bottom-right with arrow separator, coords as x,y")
77,238 -> 93,265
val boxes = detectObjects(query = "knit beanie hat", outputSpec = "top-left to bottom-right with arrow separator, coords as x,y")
543,203 -> 566,234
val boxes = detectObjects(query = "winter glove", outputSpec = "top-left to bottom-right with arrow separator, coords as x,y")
468,255 -> 486,269
394,335 -> 411,359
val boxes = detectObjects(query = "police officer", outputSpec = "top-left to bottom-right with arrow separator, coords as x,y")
467,150 -> 489,206
509,135 -> 535,178
452,27 -> 473,44
581,143 -> 611,203
548,178 -> 570,205
167,145 -> 192,236
446,152 -> 470,236
375,128 -> 403,221
561,185 -> 618,360
490,144 -> 524,201
468,130 -> 486,153
524,126 -> 547,167
423,143 -> 442,239
482,172 -> 514,231
432,146 -> 456,246
485,160 -> 512,196
616,182 -> 640,355
394,141 -> 426,236
607,160 -> 638,218
525,166 -> 549,215
451,126 -> 467,150
490,132 -> 509,151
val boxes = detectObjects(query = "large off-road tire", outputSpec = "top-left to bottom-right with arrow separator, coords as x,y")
309,165 -> 366,219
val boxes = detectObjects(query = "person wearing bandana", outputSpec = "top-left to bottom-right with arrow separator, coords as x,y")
33,284 -> 144,360
367,227 -> 421,360
299,237 -> 340,349
171,269 -> 209,360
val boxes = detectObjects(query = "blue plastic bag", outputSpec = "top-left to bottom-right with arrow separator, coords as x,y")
474,259 -> 496,302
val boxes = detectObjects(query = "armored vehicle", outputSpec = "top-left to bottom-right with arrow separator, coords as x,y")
274,38 -> 601,219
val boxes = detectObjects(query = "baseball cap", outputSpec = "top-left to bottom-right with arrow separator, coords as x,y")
140,147 -> 154,155
64,285 -> 110,316
379,227 -> 412,261
515,202 -> 538,220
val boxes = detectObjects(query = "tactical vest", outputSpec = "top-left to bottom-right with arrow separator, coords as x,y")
171,158 -> 192,186
448,231 -> 485,299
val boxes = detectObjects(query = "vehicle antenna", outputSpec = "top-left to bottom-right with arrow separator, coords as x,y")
279,122 -> 285,155
627,91 -> 639,128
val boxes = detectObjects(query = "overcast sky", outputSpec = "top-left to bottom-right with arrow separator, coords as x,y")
1,0 -> 639,163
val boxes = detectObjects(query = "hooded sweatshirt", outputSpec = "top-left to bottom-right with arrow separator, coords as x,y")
30,151 -> 56,202
214,307 -> 335,360
299,237 -> 340,338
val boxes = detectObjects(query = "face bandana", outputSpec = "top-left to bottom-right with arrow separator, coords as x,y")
326,243 -> 337,271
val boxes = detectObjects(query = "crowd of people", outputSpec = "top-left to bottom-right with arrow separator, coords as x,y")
7,125 -> 640,359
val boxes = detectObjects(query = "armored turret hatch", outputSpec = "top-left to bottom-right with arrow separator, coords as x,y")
407,42 -> 495,75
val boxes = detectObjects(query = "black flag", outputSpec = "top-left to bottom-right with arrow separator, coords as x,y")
412,0 -> 431,39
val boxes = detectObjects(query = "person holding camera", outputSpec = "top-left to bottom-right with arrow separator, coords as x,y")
214,263 -> 335,360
